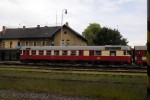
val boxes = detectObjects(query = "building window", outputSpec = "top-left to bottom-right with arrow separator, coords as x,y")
110,51 -> 116,56
62,51 -> 68,55
39,50 -> 44,55
33,42 -> 37,46
26,41 -> 29,46
46,51 -> 51,55
18,42 -> 21,46
42,41 -> 46,46
10,42 -> 13,48
61,40 -> 65,46
2,42 -> 5,48
66,40 -> 70,46
32,51 -> 36,55
54,51 -> 59,55
51,42 -> 54,46
95,51 -> 101,56
71,50 -> 76,56
64,31 -> 67,34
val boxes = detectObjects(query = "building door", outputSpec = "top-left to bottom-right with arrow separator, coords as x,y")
1,51 -> 5,61
16,51 -> 20,60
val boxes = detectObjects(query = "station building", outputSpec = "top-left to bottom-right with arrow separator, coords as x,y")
0,24 -> 87,60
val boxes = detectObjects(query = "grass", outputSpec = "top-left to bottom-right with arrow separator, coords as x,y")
0,66 -> 147,100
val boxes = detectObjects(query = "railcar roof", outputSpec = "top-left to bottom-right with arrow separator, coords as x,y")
21,46 -> 131,50
134,46 -> 147,50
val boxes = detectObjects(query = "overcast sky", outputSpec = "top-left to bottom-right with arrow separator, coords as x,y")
0,0 -> 146,46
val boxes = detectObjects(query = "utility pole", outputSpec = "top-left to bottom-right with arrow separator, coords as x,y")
60,9 -> 67,46
147,0 -> 150,97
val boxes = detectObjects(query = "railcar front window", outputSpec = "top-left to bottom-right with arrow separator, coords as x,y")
124,51 -> 126,55
127,51 -> 131,55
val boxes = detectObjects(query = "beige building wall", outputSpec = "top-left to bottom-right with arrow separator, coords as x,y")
54,27 -> 87,46
1,39 -> 19,48
0,38 -> 54,49
20,38 -> 52,46
0,27 -> 87,48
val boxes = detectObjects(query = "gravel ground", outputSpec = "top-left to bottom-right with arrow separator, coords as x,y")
0,90 -> 93,100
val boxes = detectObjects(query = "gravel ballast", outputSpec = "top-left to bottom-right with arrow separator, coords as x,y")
0,90 -> 93,100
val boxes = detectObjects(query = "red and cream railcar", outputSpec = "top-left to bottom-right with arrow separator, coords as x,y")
134,46 -> 147,65
20,46 -> 131,64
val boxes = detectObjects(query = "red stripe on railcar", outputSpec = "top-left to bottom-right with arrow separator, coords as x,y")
20,55 -> 131,63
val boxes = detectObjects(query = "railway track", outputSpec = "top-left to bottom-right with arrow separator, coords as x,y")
0,61 -> 146,74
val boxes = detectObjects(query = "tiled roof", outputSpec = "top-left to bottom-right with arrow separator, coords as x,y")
1,25 -> 87,42
1,26 -> 60,39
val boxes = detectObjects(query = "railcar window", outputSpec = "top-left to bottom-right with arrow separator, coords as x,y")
71,50 -> 76,56
62,51 -> 68,55
39,50 -> 44,55
46,51 -> 51,55
32,51 -> 36,55
95,51 -> 101,56
54,51 -> 59,55
110,51 -> 116,56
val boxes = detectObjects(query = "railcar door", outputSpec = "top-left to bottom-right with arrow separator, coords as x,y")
25,50 -> 29,55
79,50 -> 83,56
137,51 -> 142,63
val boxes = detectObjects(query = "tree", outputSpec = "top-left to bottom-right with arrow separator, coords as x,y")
94,27 -> 128,45
82,23 -> 128,45
82,23 -> 101,45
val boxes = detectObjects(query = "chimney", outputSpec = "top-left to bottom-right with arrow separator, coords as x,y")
37,25 -> 40,29
2,26 -> 6,35
65,22 -> 69,26
23,26 -> 26,29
